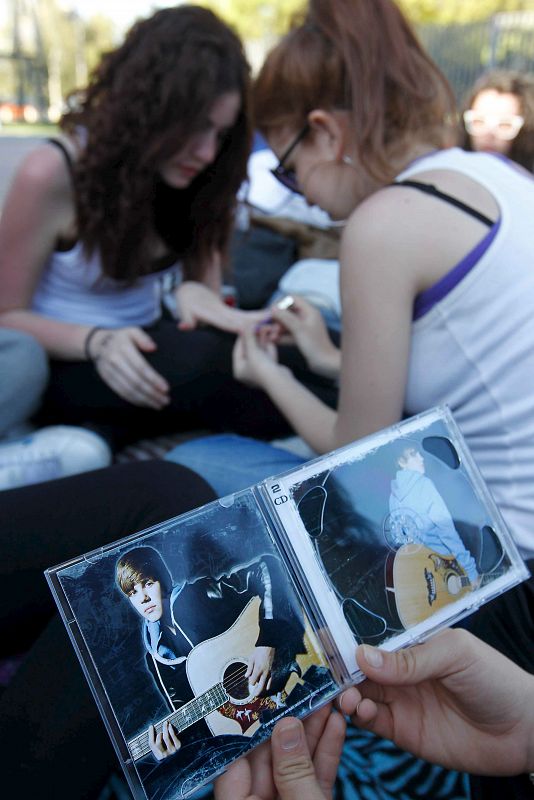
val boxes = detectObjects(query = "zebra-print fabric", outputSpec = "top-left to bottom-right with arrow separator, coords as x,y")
334,724 -> 469,799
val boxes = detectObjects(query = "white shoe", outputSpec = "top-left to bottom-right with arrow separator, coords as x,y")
0,425 -> 112,490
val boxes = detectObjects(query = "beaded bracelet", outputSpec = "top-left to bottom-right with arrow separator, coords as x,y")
83,326 -> 103,361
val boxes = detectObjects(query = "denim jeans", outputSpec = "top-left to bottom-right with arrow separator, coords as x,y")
0,329 -> 49,438
165,433 -> 310,497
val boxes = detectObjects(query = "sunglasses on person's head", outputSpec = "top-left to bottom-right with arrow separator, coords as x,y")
270,123 -> 310,195
463,109 -> 525,140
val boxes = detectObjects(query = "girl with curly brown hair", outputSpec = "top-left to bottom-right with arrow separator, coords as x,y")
0,5 -> 309,448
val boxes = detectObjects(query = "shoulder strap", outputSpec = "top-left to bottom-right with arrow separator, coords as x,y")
46,138 -> 79,251
47,137 -> 75,177
391,179 -> 494,228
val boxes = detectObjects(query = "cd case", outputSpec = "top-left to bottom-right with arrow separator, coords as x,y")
46,406 -> 529,800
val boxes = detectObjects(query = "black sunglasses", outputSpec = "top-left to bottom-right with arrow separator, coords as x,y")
270,123 -> 310,195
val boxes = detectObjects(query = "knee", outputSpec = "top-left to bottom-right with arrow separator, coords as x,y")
166,433 -> 243,465
0,330 -> 49,399
0,331 -> 49,433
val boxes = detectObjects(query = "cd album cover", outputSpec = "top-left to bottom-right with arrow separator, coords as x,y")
46,406 -> 529,799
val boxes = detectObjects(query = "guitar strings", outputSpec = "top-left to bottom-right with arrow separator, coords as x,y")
130,661 -> 257,749
129,663 -> 260,759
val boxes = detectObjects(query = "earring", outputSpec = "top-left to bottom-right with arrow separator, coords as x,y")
342,155 -> 354,165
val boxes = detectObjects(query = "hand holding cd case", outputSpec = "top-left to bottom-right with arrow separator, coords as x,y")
46,406 -> 529,800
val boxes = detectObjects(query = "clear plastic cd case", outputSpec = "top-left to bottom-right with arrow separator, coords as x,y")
46,406 -> 529,799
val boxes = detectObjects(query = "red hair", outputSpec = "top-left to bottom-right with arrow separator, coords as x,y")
254,0 -> 455,181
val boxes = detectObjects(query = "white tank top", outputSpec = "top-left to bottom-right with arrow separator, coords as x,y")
31,242 -> 181,327
398,148 -> 534,559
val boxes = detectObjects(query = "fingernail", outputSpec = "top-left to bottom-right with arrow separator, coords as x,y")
278,719 -> 302,751
362,645 -> 383,668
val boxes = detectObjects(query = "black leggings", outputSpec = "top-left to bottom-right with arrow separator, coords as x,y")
35,320 -> 339,450
0,460 -> 216,799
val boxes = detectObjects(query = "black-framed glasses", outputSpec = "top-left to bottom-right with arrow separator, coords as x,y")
270,123 -> 310,195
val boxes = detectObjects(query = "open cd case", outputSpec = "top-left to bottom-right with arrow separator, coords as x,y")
46,406 -> 529,800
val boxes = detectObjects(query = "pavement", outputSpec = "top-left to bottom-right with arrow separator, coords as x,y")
0,135 -> 45,211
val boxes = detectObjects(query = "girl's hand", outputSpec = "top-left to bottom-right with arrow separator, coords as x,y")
88,327 -> 170,409
214,704 -> 346,800
339,628 -> 534,777
232,325 -> 288,389
270,296 -> 340,379
175,281 -> 267,334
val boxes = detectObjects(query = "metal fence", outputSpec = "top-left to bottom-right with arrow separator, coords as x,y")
418,11 -> 534,103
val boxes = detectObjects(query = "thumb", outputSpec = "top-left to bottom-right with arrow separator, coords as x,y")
240,324 -> 259,352
270,718 -> 325,800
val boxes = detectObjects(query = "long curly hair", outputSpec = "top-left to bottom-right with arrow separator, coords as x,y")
253,0 -> 456,184
460,69 -> 534,172
60,5 -> 251,282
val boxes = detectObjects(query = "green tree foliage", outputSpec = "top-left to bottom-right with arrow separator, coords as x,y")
191,0 -> 534,31
78,15 -> 115,86
398,0 -> 534,25
195,0 -> 307,40
2,0 -> 115,116
397,1 -> 534,101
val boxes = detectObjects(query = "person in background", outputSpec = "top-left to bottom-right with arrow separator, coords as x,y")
0,5 -> 303,451
461,68 -> 534,171
170,0 -> 534,567
230,0 -> 534,567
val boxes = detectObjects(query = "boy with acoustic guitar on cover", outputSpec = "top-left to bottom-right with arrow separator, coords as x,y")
116,545 -> 306,763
